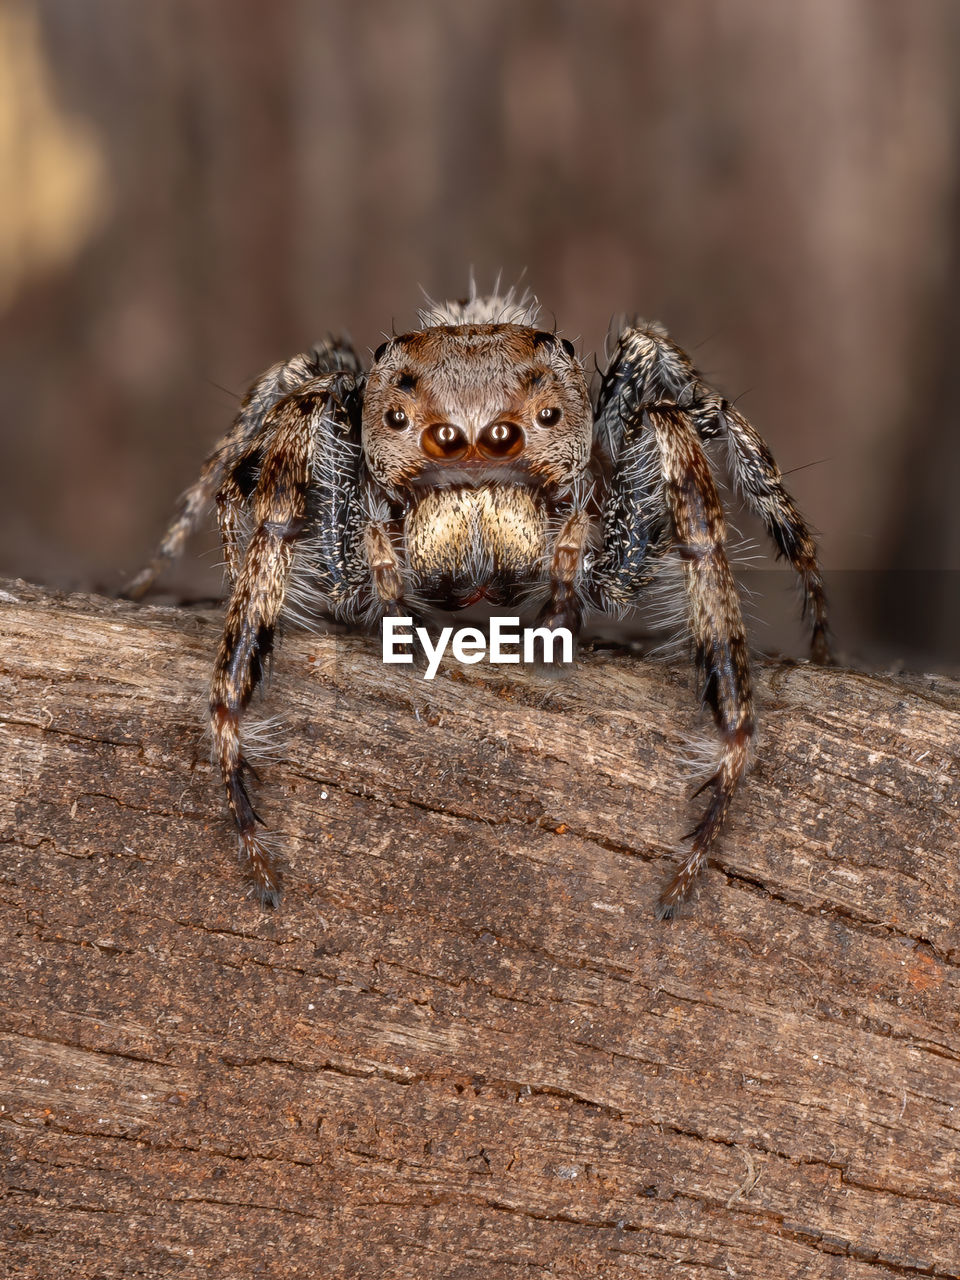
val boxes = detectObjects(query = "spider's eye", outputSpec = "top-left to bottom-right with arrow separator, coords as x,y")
537,406 -> 563,427
384,408 -> 408,429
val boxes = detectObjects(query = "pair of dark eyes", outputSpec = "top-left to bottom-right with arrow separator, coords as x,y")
383,406 -> 563,429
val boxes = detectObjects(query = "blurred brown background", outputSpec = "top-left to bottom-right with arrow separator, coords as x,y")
1,0 -> 958,667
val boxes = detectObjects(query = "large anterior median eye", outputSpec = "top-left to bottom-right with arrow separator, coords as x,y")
384,408 -> 408,429
477,420 -> 524,459
421,422 -> 469,460
537,406 -> 563,426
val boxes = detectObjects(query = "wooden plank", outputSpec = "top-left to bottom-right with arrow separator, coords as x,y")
1,580 -> 958,1278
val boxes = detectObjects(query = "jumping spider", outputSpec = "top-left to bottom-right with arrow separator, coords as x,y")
127,288 -> 829,918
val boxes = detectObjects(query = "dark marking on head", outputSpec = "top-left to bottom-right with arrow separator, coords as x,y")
532,330 -> 576,360
395,370 -> 418,394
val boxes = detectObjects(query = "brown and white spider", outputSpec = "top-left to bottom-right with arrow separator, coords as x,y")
127,288 -> 829,918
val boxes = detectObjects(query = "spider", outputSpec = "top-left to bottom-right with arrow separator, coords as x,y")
126,288 -> 829,918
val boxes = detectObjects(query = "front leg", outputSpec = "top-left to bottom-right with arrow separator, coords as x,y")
593,396 -> 754,917
647,406 -> 755,918
598,321 -> 830,662
209,403 -> 317,905
209,376 -> 364,904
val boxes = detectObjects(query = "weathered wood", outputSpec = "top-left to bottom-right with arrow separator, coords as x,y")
1,578 -> 958,1279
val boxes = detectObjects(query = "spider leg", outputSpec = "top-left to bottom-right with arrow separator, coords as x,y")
592,407 -> 670,607
364,524 -> 407,616
123,337 -> 362,598
593,380 -> 754,916
646,406 -> 755,918
597,323 -> 830,661
700,401 -> 830,662
122,442 -> 233,600
215,465 -> 252,588
209,373 -> 363,904
539,511 -> 593,633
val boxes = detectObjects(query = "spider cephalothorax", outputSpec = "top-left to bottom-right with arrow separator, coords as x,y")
127,287 -> 829,917
361,323 -> 592,490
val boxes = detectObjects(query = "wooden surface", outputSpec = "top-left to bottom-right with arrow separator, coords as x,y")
1,579 -> 959,1279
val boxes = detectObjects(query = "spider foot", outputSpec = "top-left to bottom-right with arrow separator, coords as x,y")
528,603 -> 579,671
238,830 -> 285,908
119,564 -> 158,601
655,843 -> 708,920
810,623 -> 834,666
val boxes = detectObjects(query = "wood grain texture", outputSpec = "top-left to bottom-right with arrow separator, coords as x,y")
1,579 -> 958,1279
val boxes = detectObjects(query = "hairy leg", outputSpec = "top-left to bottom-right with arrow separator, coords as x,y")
123,337 -> 362,598
597,322 -> 829,660
364,524 -> 407,617
646,406 -> 755,918
539,510 -> 593,633
593,380 -> 754,916
209,373 -> 363,903
705,402 -> 830,662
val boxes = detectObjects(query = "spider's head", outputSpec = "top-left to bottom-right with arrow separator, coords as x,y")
361,325 -> 592,491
